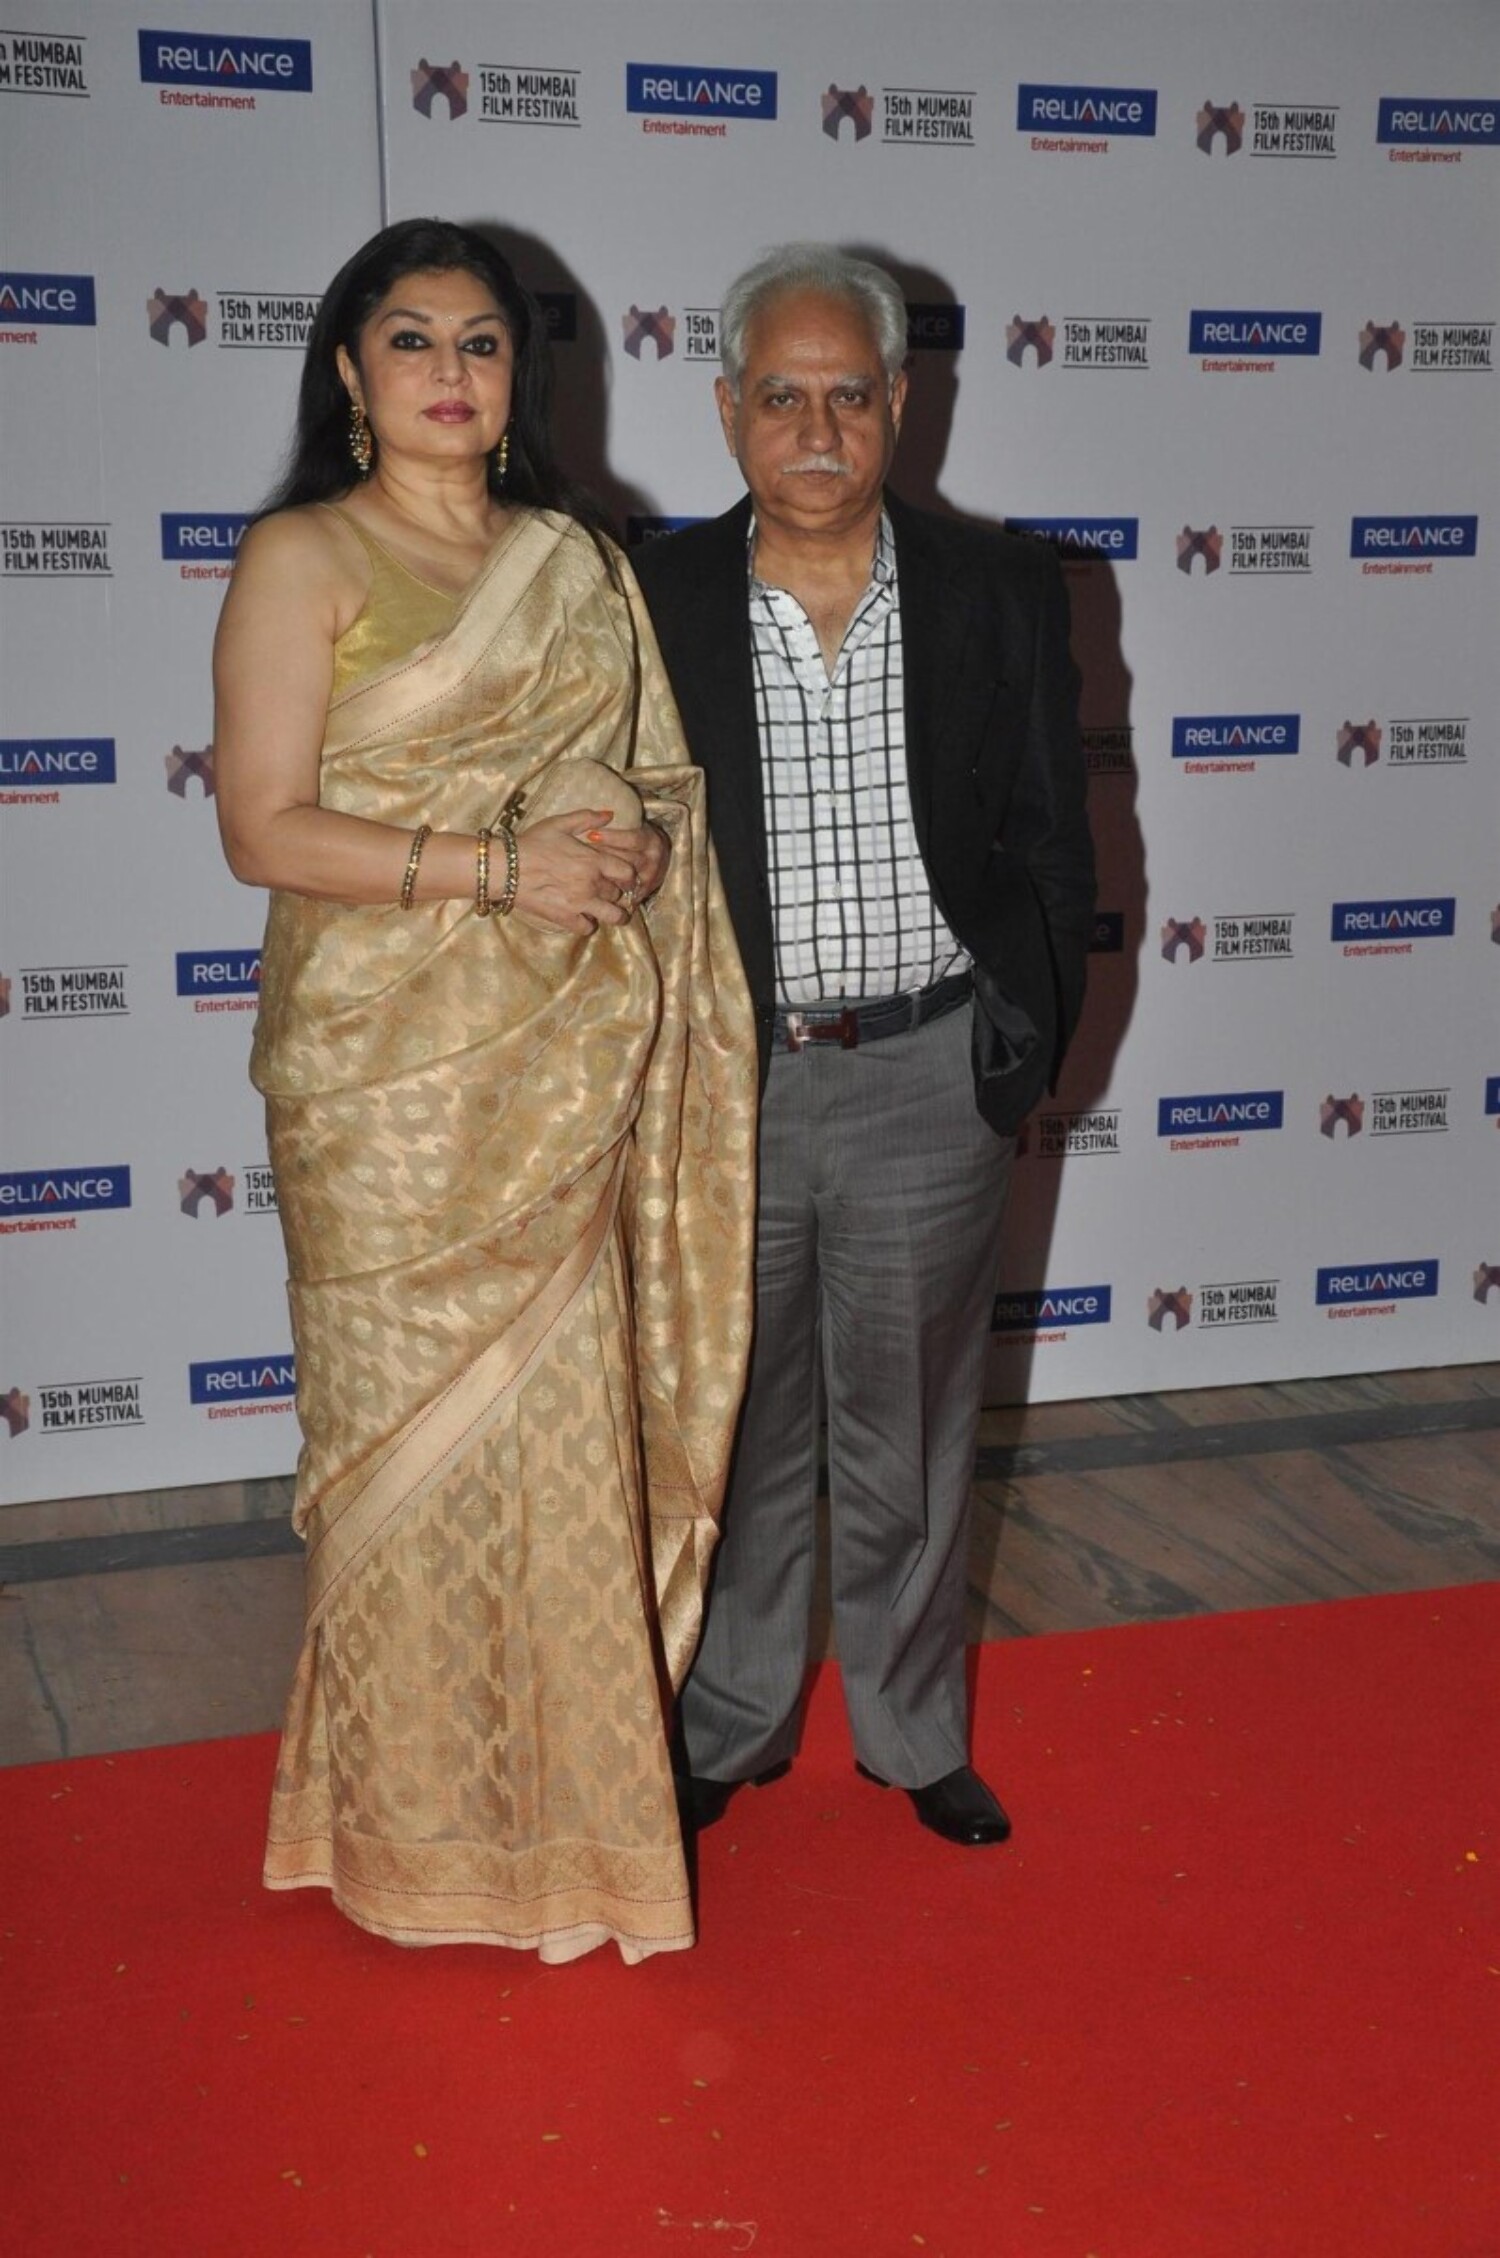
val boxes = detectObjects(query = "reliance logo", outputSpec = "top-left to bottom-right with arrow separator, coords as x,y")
993,1284 -> 1113,1330
1351,516 -> 1478,557
1157,1091 -> 1285,1135
175,950 -> 261,994
1377,99 -> 1499,146
1190,310 -> 1322,356
1006,516 -> 1139,559
1331,898 -> 1455,940
0,739 -> 115,785
0,272 -> 96,325
1017,83 -> 1157,136
907,303 -> 967,351
161,515 -> 248,560
1315,1261 -> 1439,1305
0,1167 -> 131,1216
626,515 -> 708,545
188,1355 -> 296,1405
138,31 -> 313,91
626,64 -> 777,118
1172,715 -> 1300,758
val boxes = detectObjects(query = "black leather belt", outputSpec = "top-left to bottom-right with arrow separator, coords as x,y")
774,970 -> 973,1052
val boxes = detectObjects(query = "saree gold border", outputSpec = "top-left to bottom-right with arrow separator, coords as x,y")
302,1144 -> 625,1633
323,508 -> 571,750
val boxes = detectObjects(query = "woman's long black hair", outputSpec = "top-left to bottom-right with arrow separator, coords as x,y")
256,217 -> 608,538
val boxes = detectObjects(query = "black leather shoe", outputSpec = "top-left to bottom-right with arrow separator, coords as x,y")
855,1760 -> 1012,1846
677,1758 -> 792,1832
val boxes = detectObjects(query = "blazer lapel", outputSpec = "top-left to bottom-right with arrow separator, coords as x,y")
888,492 -> 985,869
675,497 -> 768,877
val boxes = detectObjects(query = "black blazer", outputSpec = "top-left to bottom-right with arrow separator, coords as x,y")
632,490 -> 1096,1135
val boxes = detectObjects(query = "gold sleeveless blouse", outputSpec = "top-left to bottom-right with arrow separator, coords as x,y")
322,504 -> 459,697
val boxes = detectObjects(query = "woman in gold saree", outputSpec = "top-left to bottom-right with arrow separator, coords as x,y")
213,220 -> 753,1962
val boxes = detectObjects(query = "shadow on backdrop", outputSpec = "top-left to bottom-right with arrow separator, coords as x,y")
468,218 -> 653,537
854,246 -> 1144,1420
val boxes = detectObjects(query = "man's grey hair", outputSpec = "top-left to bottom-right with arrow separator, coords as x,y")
718,244 -> 908,395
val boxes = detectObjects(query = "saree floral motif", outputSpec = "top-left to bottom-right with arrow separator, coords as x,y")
252,511 -> 755,1961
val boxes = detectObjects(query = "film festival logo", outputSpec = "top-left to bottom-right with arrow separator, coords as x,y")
1359,320 -> 1406,372
1337,719 -> 1382,769
148,288 -> 318,354
1320,1094 -> 1365,1139
412,58 -> 468,120
1359,319 -> 1493,373
1475,1264 -> 1500,1305
2,1387 -> 29,1438
3,524 -> 111,577
446,62 -> 581,128
1083,725 -> 1134,779
18,1376 -> 143,1435
0,31 -> 90,97
1410,323 -> 1494,372
166,742 -> 216,797
1196,101 -> 1245,155
180,1167 -> 235,1218
1047,317 -> 1150,371
623,306 -> 676,360
1148,1288 -> 1193,1332
882,83 -> 976,146
147,288 -> 209,348
1006,316 -> 1056,368
1176,525 -> 1222,575
1348,712 -> 1466,771
1201,102 -> 1339,160
10,965 -> 127,1020
822,83 -> 874,142
1185,519 -> 1311,575
1031,1107 -> 1122,1160
1160,916 -> 1206,965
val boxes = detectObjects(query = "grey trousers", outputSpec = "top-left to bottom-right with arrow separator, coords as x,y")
679,1000 -> 1016,1788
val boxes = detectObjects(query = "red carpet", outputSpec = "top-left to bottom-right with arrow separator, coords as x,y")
5,1586 -> 1497,2257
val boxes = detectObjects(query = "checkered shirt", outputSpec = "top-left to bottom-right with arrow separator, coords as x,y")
748,513 -> 966,1006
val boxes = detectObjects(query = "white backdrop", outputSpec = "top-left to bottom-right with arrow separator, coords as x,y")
2,0 -> 1497,1505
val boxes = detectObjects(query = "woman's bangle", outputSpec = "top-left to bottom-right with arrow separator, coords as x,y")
474,827 -> 493,917
493,821 -> 520,918
399,824 -> 432,910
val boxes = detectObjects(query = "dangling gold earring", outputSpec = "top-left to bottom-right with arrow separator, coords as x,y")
348,401 -> 373,476
495,428 -> 510,487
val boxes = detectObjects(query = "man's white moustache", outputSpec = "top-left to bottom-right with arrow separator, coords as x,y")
781,459 -> 852,475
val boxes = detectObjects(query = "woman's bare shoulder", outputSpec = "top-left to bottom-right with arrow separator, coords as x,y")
225,502 -> 370,637
235,501 -> 359,577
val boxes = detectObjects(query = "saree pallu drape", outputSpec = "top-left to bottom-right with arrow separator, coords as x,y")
250,510 -> 755,1961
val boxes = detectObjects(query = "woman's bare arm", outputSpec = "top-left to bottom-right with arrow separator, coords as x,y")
212,510 -> 641,929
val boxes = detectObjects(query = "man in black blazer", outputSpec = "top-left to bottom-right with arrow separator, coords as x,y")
633,245 -> 1094,1846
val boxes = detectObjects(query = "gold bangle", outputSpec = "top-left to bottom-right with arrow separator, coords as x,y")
474,827 -> 493,917
399,824 -> 432,910
494,821 -> 520,918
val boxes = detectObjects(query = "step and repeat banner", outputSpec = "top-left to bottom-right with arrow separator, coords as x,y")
0,7 -> 381,1503
2,1 -> 1496,1503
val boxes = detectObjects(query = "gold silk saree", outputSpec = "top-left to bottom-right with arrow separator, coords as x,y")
250,510 -> 755,1961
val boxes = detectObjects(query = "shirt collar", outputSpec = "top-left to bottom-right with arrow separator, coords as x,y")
747,508 -> 896,593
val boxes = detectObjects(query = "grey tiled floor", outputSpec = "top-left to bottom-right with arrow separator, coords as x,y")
2,1364 -> 1497,1768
